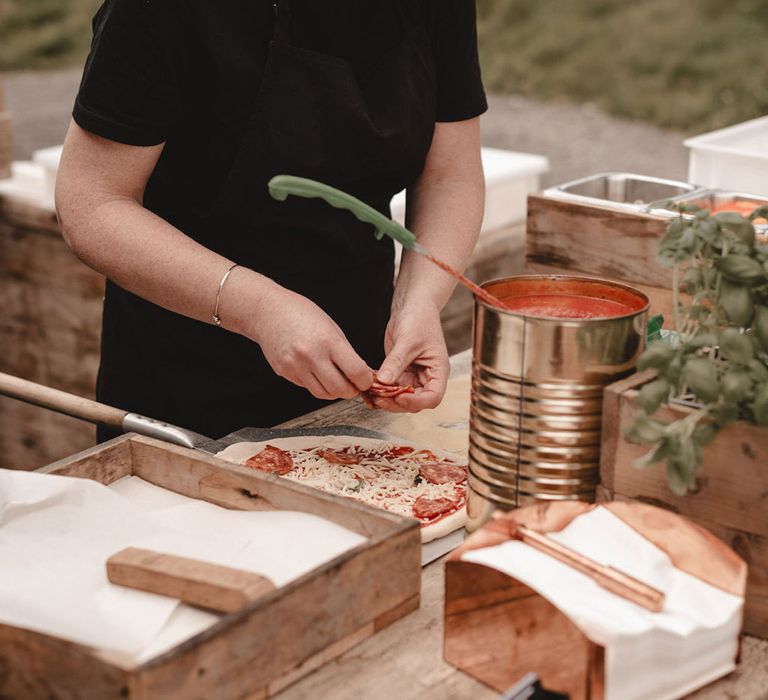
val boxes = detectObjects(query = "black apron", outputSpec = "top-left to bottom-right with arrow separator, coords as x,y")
96,0 -> 436,440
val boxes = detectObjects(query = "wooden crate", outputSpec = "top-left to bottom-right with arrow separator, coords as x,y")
599,371 -> 768,638
0,434 -> 421,699
0,195 -> 104,470
525,194 -> 682,323
443,501 -> 745,699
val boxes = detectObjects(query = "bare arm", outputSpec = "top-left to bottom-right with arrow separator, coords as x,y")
375,117 -> 484,411
56,122 -> 372,399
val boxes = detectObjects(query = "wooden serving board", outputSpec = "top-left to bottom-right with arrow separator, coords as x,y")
0,434 -> 421,699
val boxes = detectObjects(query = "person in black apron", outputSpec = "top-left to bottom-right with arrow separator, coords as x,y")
56,1 -> 487,441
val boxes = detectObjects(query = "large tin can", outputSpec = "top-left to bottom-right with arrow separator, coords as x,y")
467,275 -> 649,531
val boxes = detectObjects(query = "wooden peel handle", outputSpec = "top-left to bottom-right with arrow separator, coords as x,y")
0,371 -> 126,428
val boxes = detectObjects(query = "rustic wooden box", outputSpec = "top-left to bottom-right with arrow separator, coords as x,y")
599,371 -> 768,638
0,434 -> 421,699
0,194 -> 104,469
525,194 -> 684,322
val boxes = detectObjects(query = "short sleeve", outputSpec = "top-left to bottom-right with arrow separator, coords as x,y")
73,0 -> 187,146
431,0 -> 488,123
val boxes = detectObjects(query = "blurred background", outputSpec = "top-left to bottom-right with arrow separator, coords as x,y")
1,0 -> 767,184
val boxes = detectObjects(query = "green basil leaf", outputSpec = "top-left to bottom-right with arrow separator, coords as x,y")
637,342 -> 676,372
715,211 -> 756,247
721,367 -> 754,402
754,307 -> 768,352
752,383 -> 768,426
625,414 -> 667,444
693,421 -> 718,446
682,357 -> 720,402
718,328 -> 755,364
636,378 -> 671,414
715,255 -> 766,285
719,280 -> 754,327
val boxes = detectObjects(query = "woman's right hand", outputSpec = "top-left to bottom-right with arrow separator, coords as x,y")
225,269 -> 373,400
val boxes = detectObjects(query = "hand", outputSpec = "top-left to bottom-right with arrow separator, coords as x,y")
374,302 -> 449,412
240,282 -> 373,400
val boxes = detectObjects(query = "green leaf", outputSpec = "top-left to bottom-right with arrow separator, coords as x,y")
684,332 -> 717,350
754,307 -> 768,352
721,367 -> 754,403
682,267 -> 702,293
636,378 -> 671,414
719,280 -> 754,327
625,414 -> 667,443
637,342 -> 676,372
752,383 -> 768,426
633,441 -> 669,469
718,328 -> 755,364
715,255 -> 766,285
747,359 -> 768,382
682,357 -> 720,402
715,211 -> 756,247
693,421 -> 718,446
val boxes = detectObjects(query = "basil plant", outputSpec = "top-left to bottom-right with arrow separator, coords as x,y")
626,203 -> 768,495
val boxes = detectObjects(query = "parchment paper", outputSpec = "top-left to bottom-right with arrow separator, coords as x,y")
461,506 -> 743,700
0,469 -> 366,662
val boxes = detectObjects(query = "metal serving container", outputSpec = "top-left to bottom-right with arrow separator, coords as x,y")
543,172 -> 703,214
467,275 -> 649,531
657,189 -> 768,234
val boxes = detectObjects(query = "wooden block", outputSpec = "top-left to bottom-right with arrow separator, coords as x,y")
107,547 -> 276,613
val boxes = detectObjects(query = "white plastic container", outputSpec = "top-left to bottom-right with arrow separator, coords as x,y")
685,115 -> 768,197
32,144 -> 63,205
390,147 -> 549,234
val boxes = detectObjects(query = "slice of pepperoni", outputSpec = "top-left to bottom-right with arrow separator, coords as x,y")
412,496 -> 458,522
419,462 -> 468,485
384,445 -> 415,459
244,445 -> 294,475
317,448 -> 361,465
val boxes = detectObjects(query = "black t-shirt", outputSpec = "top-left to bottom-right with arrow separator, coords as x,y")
73,0 -> 487,208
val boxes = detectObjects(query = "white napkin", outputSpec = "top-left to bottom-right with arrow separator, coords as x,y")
0,469 -> 366,661
461,506 -> 743,700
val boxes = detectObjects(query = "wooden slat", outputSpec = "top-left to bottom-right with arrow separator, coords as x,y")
526,194 -> 672,288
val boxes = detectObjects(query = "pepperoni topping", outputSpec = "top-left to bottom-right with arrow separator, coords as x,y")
412,496 -> 458,522
316,448 -> 361,465
245,445 -> 294,475
362,374 -> 415,408
419,462 -> 467,485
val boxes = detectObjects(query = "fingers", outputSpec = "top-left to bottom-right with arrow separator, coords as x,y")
314,362 -> 360,400
331,343 -> 374,392
376,344 -> 411,385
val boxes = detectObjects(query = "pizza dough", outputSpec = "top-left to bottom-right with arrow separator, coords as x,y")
217,435 -> 467,543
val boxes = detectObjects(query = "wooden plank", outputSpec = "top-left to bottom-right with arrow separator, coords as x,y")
107,547 -> 277,614
600,375 -> 768,538
526,194 -> 672,288
40,434 -> 133,484
0,112 -> 10,181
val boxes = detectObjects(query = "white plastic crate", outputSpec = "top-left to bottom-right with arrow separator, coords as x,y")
685,115 -> 768,197
390,147 -> 549,234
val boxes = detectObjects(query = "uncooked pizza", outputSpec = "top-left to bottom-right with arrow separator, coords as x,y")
216,436 -> 467,543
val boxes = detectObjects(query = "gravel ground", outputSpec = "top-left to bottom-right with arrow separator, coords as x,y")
4,68 -> 690,187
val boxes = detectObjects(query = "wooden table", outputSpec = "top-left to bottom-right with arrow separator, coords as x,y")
276,351 -> 768,700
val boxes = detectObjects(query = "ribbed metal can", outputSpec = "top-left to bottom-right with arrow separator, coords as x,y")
467,275 -> 649,531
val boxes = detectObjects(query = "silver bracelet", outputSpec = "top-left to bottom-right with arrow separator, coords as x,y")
212,263 -> 239,327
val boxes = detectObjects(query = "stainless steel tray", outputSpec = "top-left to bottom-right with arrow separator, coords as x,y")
543,172 -> 704,214
655,189 -> 768,233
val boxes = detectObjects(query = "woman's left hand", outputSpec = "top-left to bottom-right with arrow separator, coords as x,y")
374,303 -> 449,412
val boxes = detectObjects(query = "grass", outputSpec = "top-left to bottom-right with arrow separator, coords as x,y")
0,0 -> 100,71
477,0 -> 768,132
0,0 -> 766,132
